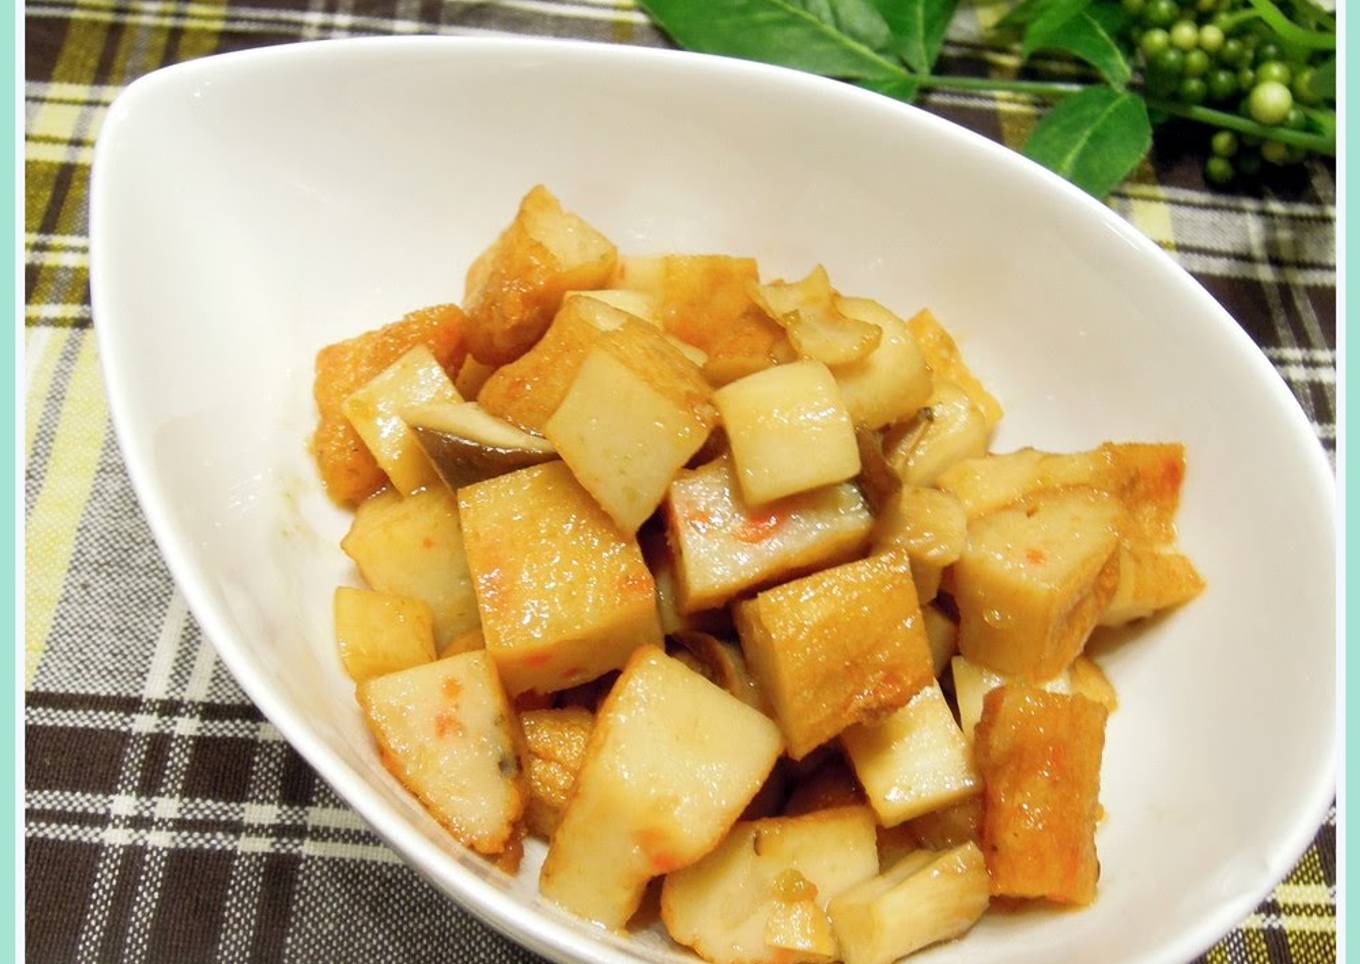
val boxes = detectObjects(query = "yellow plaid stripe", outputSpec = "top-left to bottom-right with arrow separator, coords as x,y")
25,331 -> 108,686
21,1 -> 1334,960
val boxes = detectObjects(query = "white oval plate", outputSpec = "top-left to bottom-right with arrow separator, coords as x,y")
90,36 -> 1335,964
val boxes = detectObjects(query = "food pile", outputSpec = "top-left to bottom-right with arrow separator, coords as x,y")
310,186 -> 1203,964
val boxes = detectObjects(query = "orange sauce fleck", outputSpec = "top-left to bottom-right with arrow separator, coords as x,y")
636,826 -> 681,873
1161,457 -> 1183,493
434,711 -> 462,739
619,572 -> 654,597
735,508 -> 785,543
1025,547 -> 1047,566
683,507 -> 715,532
442,677 -> 462,699
524,651 -> 552,668
421,537 -> 435,550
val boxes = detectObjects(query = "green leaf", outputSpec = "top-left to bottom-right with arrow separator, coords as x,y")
638,0 -> 904,80
873,0 -> 960,74
1022,0 -> 1089,43
1023,9 -> 1132,87
856,74 -> 923,102
796,0 -> 896,52
1022,86 -> 1151,198
996,0 -> 1059,31
1085,2 -> 1132,38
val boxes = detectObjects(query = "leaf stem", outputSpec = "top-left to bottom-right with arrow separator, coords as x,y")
899,72 -> 1335,155
1215,9 -> 1262,32
908,74 -> 1088,97
1243,0 -> 1336,48
1143,98 -> 1336,153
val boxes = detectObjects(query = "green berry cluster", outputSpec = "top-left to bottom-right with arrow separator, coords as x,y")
1125,0 -> 1332,185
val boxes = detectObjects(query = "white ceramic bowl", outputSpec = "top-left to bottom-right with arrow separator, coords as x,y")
90,36 -> 1335,964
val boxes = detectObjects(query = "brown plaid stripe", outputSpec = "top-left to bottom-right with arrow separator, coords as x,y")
23,1 -> 1336,961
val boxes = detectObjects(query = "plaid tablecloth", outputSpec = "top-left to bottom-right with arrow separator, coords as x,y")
23,1 -> 1337,961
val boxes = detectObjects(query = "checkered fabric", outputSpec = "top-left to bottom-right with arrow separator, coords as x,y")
24,1 -> 1336,962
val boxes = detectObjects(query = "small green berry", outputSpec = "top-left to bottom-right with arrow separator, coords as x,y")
1210,11 -> 1233,29
1260,139 -> 1289,163
1122,0 -> 1146,12
1292,67 -> 1321,105
1255,41 -> 1282,65
1205,156 -> 1235,184
1152,47 -> 1187,77
1170,20 -> 1200,49
1283,105 -> 1307,129
1178,77 -> 1208,102
1185,49 -> 1211,77
1198,24 -> 1225,52
1237,151 -> 1262,176
1256,61 -> 1292,85
1145,0 -> 1179,26
1207,68 -> 1238,100
1211,130 -> 1239,156
1248,80 -> 1293,125
1219,38 -> 1246,67
1139,28 -> 1171,57
1237,67 -> 1256,90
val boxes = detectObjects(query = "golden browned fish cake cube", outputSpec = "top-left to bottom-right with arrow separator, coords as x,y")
613,253 -> 762,355
310,303 -> 466,504
463,185 -> 617,365
701,311 -> 796,386
1100,544 -> 1205,626
332,587 -> 436,682
657,255 -> 762,355
458,462 -> 661,696
474,296 -> 607,433
735,551 -> 935,760
521,707 -> 594,838
954,486 -> 1124,681
973,686 -> 1108,905
938,442 -> 1187,547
